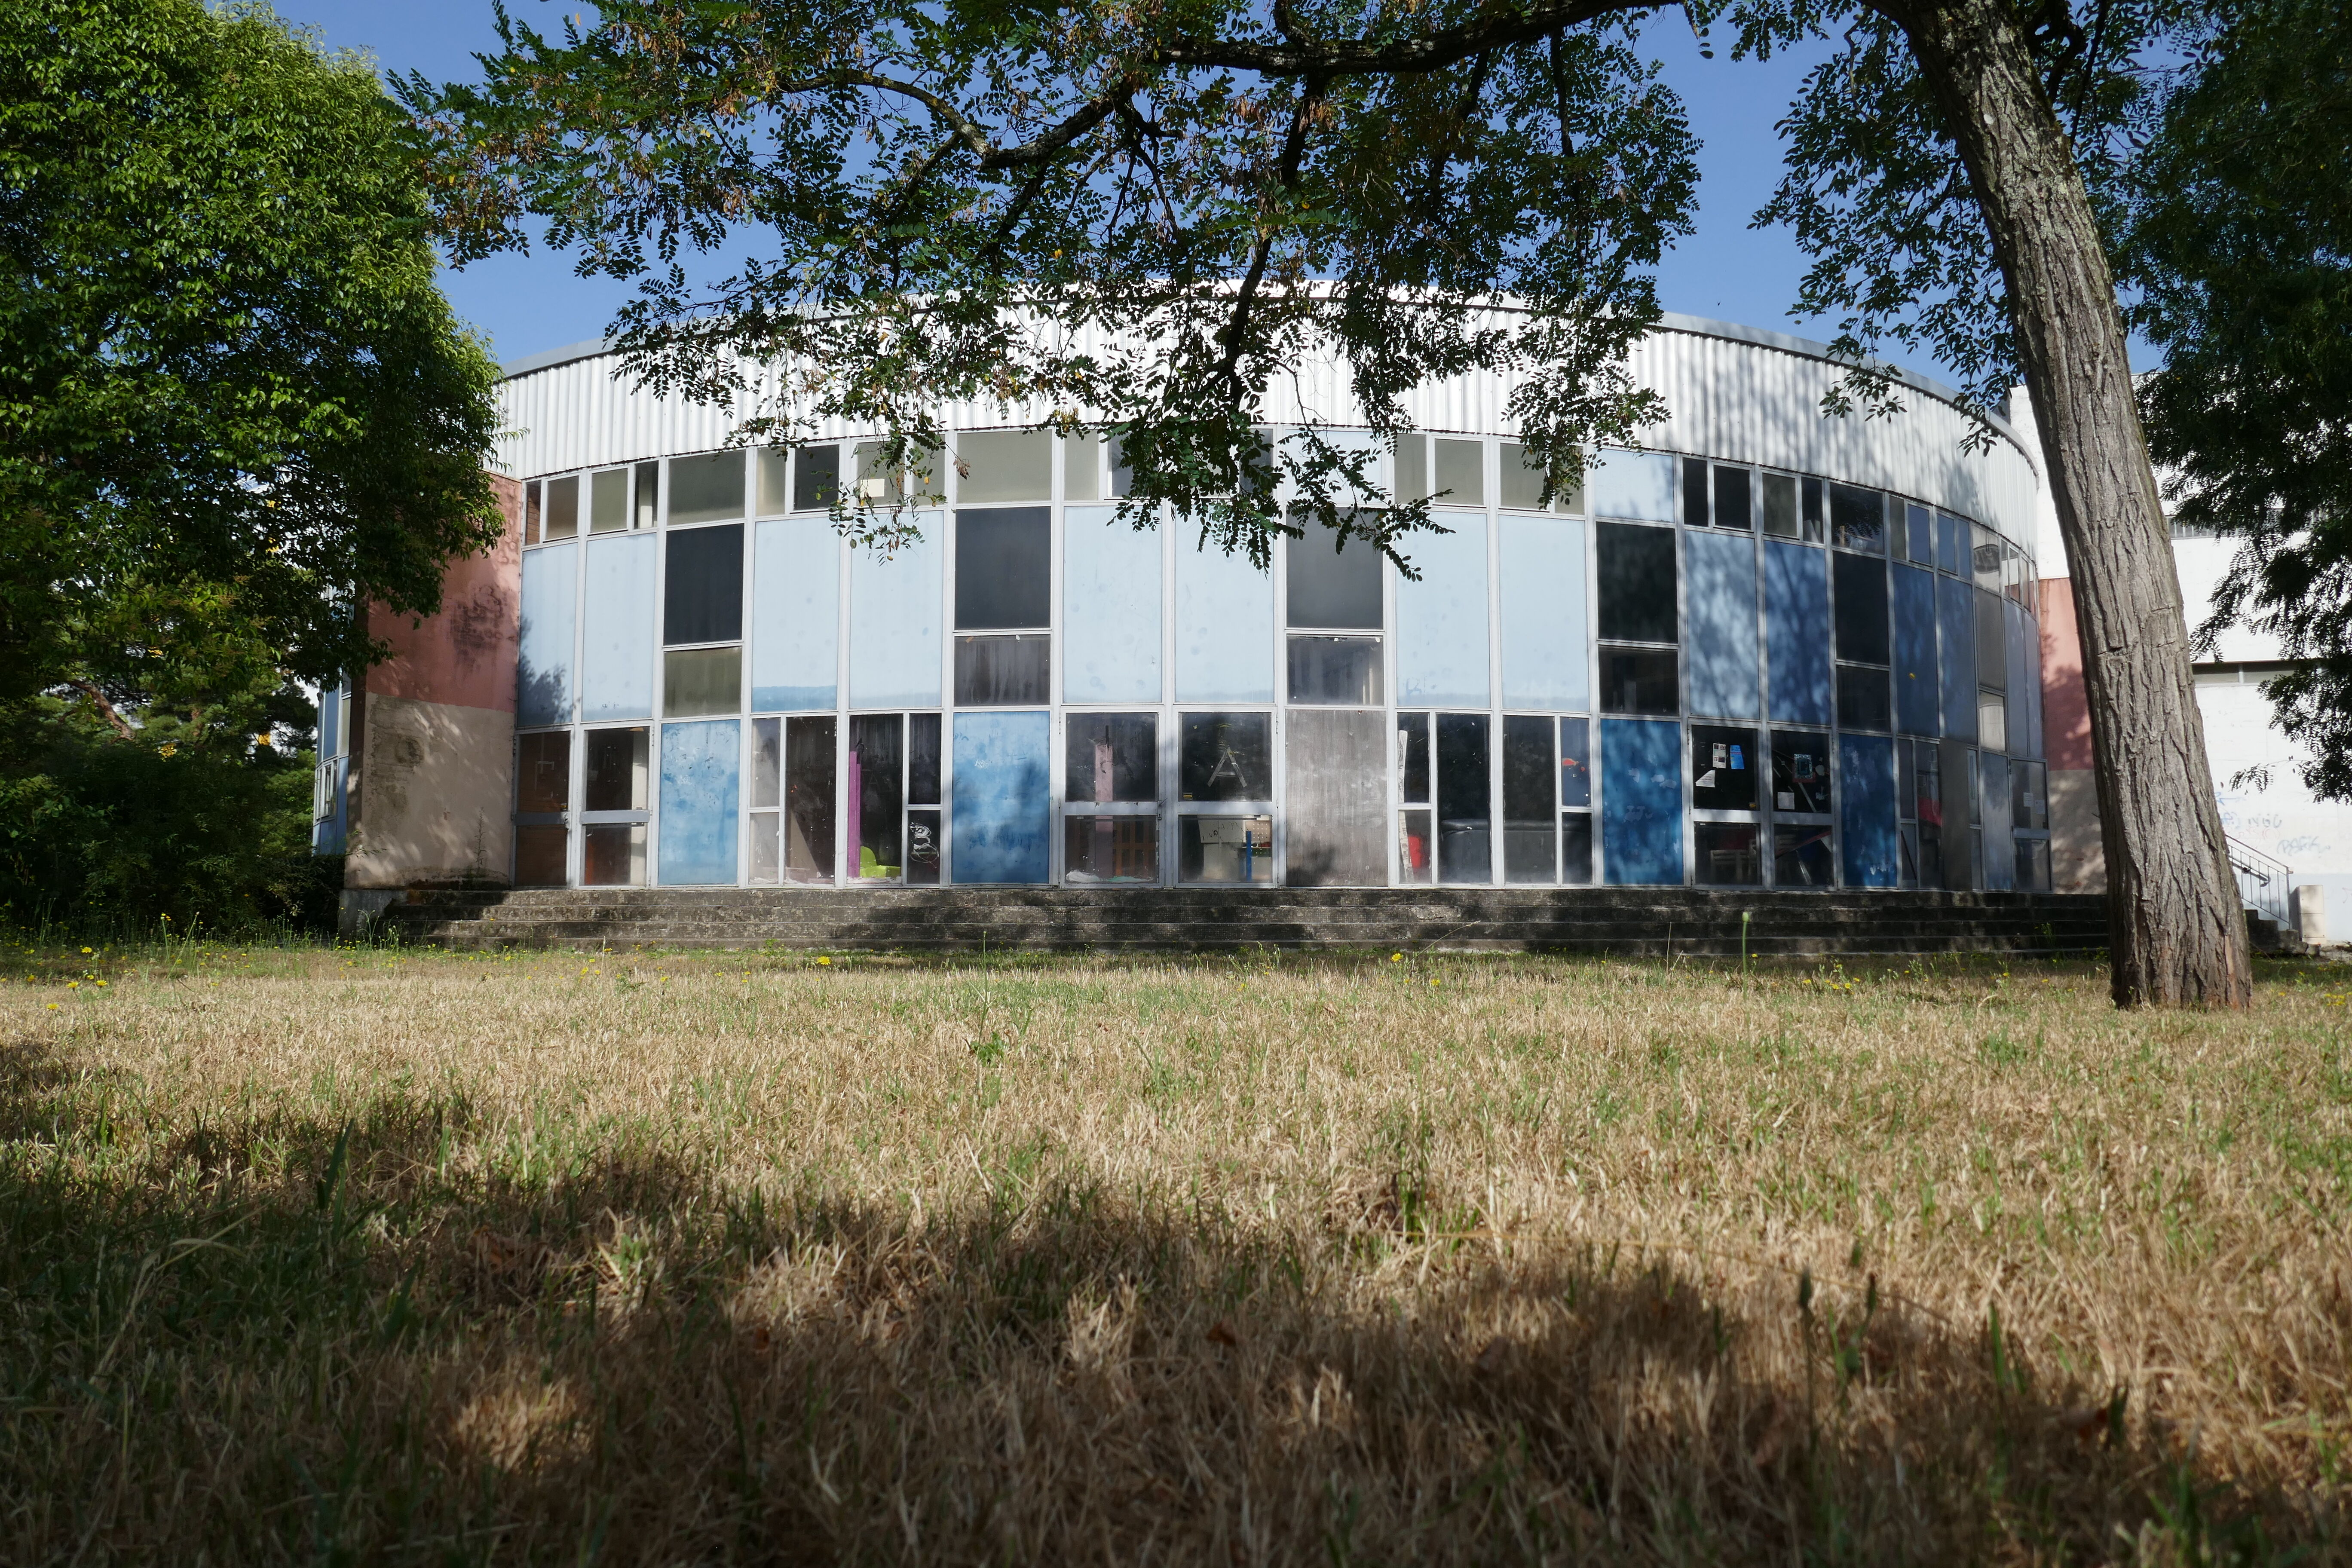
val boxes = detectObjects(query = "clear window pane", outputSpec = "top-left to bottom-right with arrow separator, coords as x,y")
1499,442 -> 1547,510
1066,815 -> 1158,882
1559,717 -> 1592,808
590,469 -> 628,533
1906,502 -> 1935,564
664,647 -> 741,717
1978,692 -> 2008,754
909,713 -> 943,804
583,726 -> 649,811
1682,457 -> 1710,528
1562,812 -> 1593,884
514,823 -> 568,886
1065,713 -> 1158,802
786,715 -> 836,882
1180,815 -> 1272,884
2012,759 -> 2048,830
1434,438 -> 1483,506
2016,836 -> 2051,891
1600,647 -> 1679,715
669,452 -> 744,525
1696,822 -> 1763,885
850,714 -> 904,878
1938,511 -> 1967,576
1397,713 -> 1431,804
1972,524 -> 2005,592
1830,484 -> 1886,552
955,507 -> 1052,628
1772,730 -> 1833,814
516,731 -> 571,814
906,808 -> 942,883
749,811 -> 781,884
1064,435 -> 1102,502
957,431 -> 1054,503
1714,466 -> 1752,531
1436,712 -> 1490,884
582,824 -> 645,886
1287,634 -> 1382,704
634,462 -> 658,528
750,718 -> 781,810
1801,477 -> 1825,542
1833,553 -> 1890,665
1597,522 -> 1677,643
1773,824 -> 1834,885
1691,724 -> 1760,811
1398,809 -> 1434,883
1502,714 -> 1555,882
1179,713 -> 1271,801
756,448 -> 789,515
1837,665 -> 1891,731
664,523 -> 744,645
793,444 -> 841,511
525,480 -> 543,545
1286,514 -> 1383,628
544,475 -> 579,540
1393,435 -> 1428,505
954,634 -> 1050,705
1760,473 -> 1797,538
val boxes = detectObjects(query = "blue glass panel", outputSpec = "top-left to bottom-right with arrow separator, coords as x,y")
658,719 -> 740,885
518,542 -> 576,728
580,533 -> 656,721
1764,542 -> 1831,725
1396,512 -> 1489,707
1937,512 -> 1966,576
1980,754 -> 2015,888
1601,718 -> 1683,885
951,710 -> 1051,883
848,514 -> 941,707
1063,504 -> 1161,703
1687,530 -> 1760,719
1589,449 -> 1678,522
1938,576 -> 1977,742
751,518 -> 837,710
2003,600 -> 2030,750
2021,606 -> 2044,760
1892,563 -> 1938,735
1175,530 -> 1273,702
1838,734 -> 1898,887
1499,516 -> 1587,710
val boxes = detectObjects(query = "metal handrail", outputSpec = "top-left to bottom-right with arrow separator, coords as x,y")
2226,835 -> 2293,928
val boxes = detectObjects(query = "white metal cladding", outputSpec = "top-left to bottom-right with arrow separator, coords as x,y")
493,310 -> 2041,536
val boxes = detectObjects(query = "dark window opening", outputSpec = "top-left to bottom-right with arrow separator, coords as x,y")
1179,713 -> 1271,801
664,523 -> 744,645
1597,522 -> 1677,643
956,507 -> 1052,628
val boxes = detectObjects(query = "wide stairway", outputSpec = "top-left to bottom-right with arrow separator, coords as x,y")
377,886 -> 2110,957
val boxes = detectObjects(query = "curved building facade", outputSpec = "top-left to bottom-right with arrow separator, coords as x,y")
481,313 -> 2051,894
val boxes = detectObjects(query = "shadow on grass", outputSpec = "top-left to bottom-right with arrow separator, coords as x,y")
0,1035 -> 2326,1565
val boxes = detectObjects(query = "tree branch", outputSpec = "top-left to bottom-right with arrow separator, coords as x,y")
71,680 -> 134,740
1160,0 -> 1642,77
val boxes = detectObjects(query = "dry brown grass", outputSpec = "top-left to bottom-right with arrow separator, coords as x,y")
1,938 -> 2347,1564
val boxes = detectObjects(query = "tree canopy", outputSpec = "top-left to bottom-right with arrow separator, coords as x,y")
0,0 -> 504,718
2126,0 -> 2352,798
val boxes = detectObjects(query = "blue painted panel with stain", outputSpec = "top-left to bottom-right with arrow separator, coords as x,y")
1498,516 -> 1587,710
518,542 -> 576,728
581,533 -> 656,721
1175,530 -> 1272,702
658,719 -> 740,885
1838,734 -> 1898,887
1938,576 -> 1977,742
848,516 -> 942,708
1686,530 -> 1759,719
1396,513 -> 1490,707
1589,449 -> 1678,522
1601,718 -> 1684,885
1893,563 -> 1938,735
752,518 -> 839,710
951,711 -> 1051,883
1764,542 -> 1831,725
1063,505 -> 1161,703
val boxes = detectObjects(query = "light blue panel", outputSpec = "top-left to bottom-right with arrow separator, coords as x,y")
951,710 -> 1050,883
1764,542 -> 1832,725
1938,576 -> 1977,743
1589,449 -> 1678,522
1396,513 -> 1490,707
1601,718 -> 1683,885
1175,531 -> 1273,703
517,542 -> 576,728
580,533 -> 656,722
1893,564 -> 1938,735
1498,516 -> 1587,709
1838,734 -> 1898,888
1063,505 -> 1161,703
849,515 -> 942,708
752,517 -> 838,710
1980,754 -> 2015,888
658,719 -> 740,885
1686,530 -> 1760,719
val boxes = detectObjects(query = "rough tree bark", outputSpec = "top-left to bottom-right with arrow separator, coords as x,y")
1878,0 -> 2250,1007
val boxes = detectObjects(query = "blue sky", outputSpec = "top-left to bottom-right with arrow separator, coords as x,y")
275,1 -> 1918,379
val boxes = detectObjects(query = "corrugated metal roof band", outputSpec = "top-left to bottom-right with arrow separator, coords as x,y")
491,310 -> 2038,539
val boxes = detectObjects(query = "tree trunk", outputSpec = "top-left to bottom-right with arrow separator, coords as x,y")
1881,0 -> 2250,1006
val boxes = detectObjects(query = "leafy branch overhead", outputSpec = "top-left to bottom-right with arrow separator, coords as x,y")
413,0 -> 1704,562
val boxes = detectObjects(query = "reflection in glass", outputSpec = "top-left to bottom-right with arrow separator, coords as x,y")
1600,647 -> 1678,714
582,824 -> 646,886
1977,692 -> 2007,754
584,726 -> 649,810
1830,483 -> 1886,551
954,634 -> 1050,705
2016,837 -> 2051,892
1772,730 -> 1833,815
1436,712 -> 1490,884
1774,824 -> 1834,885
1696,822 -> 1763,885
516,731 -> 570,814
514,824 -> 568,886
664,646 -> 741,717
1559,717 -> 1592,807
1761,473 -> 1798,539
1179,713 -> 1271,800
1181,815 -> 1273,884
1690,724 -> 1760,811
1562,812 -> 1594,884
1065,713 -> 1158,802
1837,664 -> 1892,731
2012,759 -> 2048,830
1287,635 -> 1382,704
1286,516 -> 1384,628
793,444 -> 841,511
748,719 -> 780,811
1065,815 -> 1159,882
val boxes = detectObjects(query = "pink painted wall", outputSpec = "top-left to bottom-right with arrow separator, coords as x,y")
365,475 -> 523,713
2039,578 -> 2094,771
